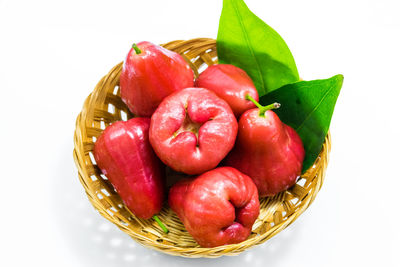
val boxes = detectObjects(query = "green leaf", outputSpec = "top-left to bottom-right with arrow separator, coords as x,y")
217,0 -> 299,96
260,75 -> 344,172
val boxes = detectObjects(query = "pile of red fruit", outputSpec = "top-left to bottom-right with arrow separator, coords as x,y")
94,41 -> 305,248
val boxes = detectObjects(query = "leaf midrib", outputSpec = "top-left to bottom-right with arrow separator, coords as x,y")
232,0 -> 266,93
295,80 -> 335,132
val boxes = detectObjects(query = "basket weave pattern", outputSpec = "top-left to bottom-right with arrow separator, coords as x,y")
73,38 -> 331,258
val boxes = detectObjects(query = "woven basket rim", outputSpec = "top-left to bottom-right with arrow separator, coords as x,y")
73,38 -> 331,258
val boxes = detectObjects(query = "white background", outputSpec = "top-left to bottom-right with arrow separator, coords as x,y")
1,0 -> 399,266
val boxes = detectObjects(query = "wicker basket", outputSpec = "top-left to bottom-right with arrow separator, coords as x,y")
73,38 -> 331,258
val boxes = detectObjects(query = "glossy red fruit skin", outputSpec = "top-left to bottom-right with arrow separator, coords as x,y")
224,109 -> 305,197
195,64 -> 259,117
168,167 -> 260,248
120,41 -> 194,117
93,118 -> 165,219
149,87 -> 238,175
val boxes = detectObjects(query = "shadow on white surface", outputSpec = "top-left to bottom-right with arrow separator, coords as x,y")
51,139 -> 304,267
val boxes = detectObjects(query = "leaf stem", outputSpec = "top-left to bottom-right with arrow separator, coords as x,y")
132,43 -> 142,54
246,94 -> 280,116
153,215 -> 169,234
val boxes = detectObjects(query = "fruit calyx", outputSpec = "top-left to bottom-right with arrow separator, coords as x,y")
173,108 -> 203,145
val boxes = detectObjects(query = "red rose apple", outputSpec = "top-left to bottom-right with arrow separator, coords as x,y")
149,87 -> 237,175
195,64 -> 259,117
169,167 -> 260,247
120,41 -> 194,117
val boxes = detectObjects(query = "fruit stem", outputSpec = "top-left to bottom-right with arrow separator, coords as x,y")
132,43 -> 142,54
245,94 -> 281,117
153,215 -> 169,234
